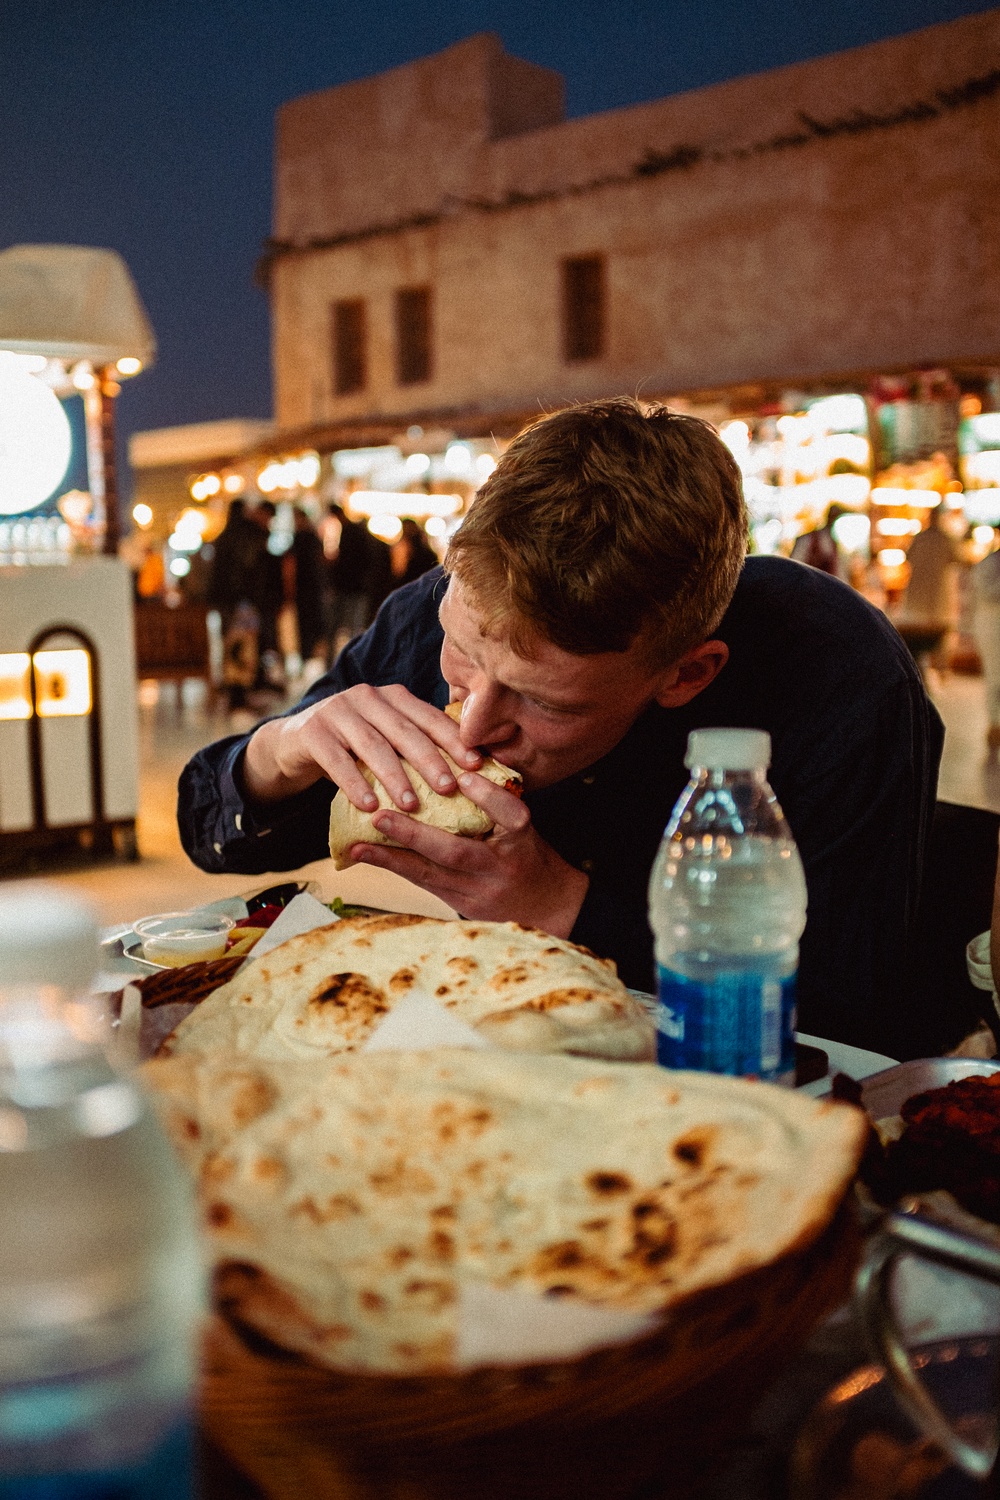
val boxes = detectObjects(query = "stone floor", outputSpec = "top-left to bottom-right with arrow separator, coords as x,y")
13,667 -> 1000,930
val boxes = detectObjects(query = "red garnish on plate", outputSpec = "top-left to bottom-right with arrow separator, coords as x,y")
233,904 -> 285,930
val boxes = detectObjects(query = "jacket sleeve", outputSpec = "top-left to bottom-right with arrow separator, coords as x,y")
176,570 -> 449,874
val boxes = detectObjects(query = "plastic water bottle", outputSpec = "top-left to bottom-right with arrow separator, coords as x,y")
648,729 -> 807,1083
0,886 -> 203,1499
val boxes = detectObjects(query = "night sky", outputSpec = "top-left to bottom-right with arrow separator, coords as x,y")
2,0 -> 994,471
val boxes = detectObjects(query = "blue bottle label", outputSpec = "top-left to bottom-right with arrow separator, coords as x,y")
0,1416 -> 193,1499
655,964 -> 797,1081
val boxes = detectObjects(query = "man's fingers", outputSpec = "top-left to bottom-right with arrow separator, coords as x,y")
381,686 -> 483,769
337,690 -> 482,809
455,772 -> 531,834
303,689 -> 473,812
369,810 -> 483,869
350,841 -> 465,911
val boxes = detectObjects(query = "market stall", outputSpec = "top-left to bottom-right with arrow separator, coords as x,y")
0,244 -> 155,867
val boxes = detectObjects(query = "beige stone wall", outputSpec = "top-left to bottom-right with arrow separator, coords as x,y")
274,34 -> 563,248
270,14 -> 1000,433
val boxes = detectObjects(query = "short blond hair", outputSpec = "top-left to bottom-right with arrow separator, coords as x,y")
445,398 -> 748,665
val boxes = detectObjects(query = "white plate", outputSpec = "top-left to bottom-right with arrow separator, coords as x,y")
797,1031 -> 898,1097
861,1056 -> 1000,1120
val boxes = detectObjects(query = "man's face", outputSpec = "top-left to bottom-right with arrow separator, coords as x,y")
438,579 -> 676,790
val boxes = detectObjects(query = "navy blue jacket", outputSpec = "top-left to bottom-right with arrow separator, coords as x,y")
178,557 -> 943,1056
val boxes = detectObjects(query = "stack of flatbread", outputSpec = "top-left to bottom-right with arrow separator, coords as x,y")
144,1049 -> 866,1375
162,914 -> 654,1063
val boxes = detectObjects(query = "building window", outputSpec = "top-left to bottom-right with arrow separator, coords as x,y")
331,299 -> 366,395
561,256 -> 605,362
395,287 -> 432,385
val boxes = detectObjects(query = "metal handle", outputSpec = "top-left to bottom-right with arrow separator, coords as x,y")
856,1209 -> 1000,1479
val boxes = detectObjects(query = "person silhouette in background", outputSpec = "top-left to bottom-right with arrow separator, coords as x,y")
390,517 -> 439,590
289,507 -> 327,667
207,498 -> 270,712
973,542 -> 1000,753
326,503 -> 377,656
790,504 -> 848,580
896,504 -> 959,683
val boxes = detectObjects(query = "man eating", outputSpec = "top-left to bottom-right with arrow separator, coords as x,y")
178,399 -> 943,1057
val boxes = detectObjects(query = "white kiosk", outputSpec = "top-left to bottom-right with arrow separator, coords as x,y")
0,245 -> 155,870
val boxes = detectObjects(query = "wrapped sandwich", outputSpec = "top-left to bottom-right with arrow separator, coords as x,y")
328,702 -> 521,870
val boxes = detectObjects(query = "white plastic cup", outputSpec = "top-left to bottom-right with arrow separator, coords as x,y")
133,910 -> 234,968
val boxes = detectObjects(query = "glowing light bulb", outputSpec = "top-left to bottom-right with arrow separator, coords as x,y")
368,513 -> 403,542
0,360 -> 73,515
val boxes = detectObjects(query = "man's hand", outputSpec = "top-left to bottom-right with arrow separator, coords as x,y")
241,685 -> 482,812
349,771 -> 590,938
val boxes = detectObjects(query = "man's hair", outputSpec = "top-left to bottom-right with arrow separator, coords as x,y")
444,398 -> 748,665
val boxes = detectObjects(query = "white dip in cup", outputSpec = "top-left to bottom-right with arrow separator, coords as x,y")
133,910 -> 234,967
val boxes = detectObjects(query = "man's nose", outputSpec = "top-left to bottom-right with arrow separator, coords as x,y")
458,690 -> 517,750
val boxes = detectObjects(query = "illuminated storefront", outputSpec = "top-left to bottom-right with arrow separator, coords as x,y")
0,245 -> 153,867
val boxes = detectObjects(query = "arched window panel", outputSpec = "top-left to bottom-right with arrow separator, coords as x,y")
33,649 -> 92,717
0,654 -> 32,720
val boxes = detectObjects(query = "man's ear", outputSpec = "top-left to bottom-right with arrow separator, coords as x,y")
653,640 -> 729,708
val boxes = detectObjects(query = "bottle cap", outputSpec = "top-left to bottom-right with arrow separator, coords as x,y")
685,728 -> 772,772
0,884 -> 99,990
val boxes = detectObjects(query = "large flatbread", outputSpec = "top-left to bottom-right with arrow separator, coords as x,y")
328,709 -> 521,870
144,1049 -> 866,1375
164,915 -> 653,1063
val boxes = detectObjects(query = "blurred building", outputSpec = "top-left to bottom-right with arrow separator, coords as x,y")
262,17 -> 1000,441
128,419 -> 275,544
138,16 -> 1000,625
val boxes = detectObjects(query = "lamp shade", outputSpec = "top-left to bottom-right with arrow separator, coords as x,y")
0,245 -> 156,367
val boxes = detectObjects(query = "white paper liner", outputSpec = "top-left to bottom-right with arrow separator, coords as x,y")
455,1283 -> 661,1368
361,989 -> 489,1051
250,891 -> 339,957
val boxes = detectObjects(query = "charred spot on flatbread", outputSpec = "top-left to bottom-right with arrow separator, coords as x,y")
491,964 -> 533,989
627,1196 -> 678,1267
369,1160 -> 436,1196
250,1154 -> 285,1187
528,1239 -> 627,1296
291,1193 -> 362,1224
362,913 -> 432,934
521,987 -> 610,1013
216,1069 -> 278,1130
429,1101 -> 493,1143
445,955 -> 479,976
673,1129 -> 716,1168
307,972 -> 388,1024
587,1171 -> 633,1196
